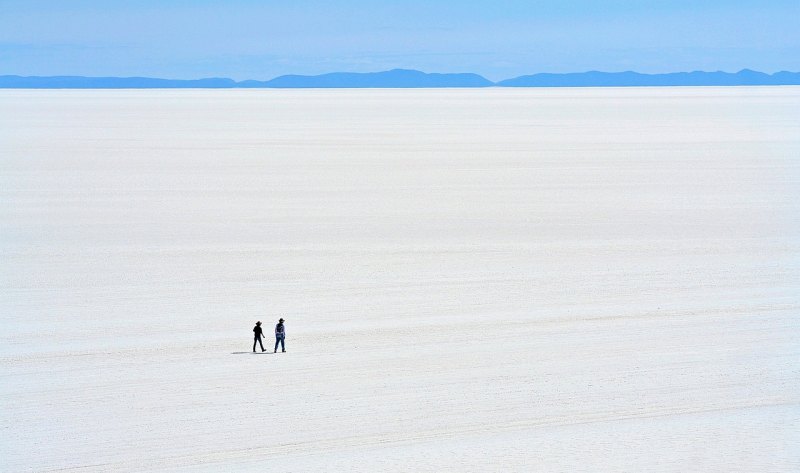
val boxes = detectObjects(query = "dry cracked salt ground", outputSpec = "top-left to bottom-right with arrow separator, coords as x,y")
1,87 -> 799,472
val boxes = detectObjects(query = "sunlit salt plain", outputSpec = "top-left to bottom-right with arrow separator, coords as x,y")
2,87 -> 799,472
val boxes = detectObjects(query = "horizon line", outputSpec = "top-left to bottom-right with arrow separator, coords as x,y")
2,68 -> 799,89
3,67 -> 799,80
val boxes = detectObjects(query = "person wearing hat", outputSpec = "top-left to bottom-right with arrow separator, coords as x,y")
253,321 -> 266,353
274,318 -> 286,353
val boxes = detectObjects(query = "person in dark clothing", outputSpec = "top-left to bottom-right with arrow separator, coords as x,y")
253,321 -> 266,352
274,318 -> 286,353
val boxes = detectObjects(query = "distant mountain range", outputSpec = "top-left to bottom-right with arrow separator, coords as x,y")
242,69 -> 493,88
2,69 -> 799,88
496,69 -> 800,87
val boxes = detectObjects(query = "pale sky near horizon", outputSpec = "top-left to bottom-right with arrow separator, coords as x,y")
1,0 -> 798,81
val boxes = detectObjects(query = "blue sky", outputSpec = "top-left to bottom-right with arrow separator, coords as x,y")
1,0 -> 798,80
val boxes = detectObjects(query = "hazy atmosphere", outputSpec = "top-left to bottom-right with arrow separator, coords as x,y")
1,0 -> 799,80
2,1 -> 799,471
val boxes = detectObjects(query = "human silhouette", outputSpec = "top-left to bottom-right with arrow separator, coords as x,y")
274,318 -> 286,353
253,321 -> 266,352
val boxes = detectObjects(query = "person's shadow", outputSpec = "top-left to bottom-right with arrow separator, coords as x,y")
231,351 -> 273,354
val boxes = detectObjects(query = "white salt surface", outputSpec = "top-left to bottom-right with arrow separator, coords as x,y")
1,87 -> 799,472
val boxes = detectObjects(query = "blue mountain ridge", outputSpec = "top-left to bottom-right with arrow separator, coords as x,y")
246,69 -> 493,88
496,69 -> 800,87
0,70 -> 491,88
0,75 -> 236,88
1,69 -> 799,88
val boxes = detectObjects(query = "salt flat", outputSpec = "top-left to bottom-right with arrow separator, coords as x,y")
1,87 -> 799,472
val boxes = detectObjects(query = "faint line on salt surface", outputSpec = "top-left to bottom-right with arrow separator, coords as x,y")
40,398 -> 798,473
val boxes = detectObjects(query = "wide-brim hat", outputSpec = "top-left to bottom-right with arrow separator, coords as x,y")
256,321 -> 261,325
279,318 -> 284,322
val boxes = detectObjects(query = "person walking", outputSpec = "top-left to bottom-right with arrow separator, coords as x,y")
274,318 -> 286,353
253,321 -> 266,352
